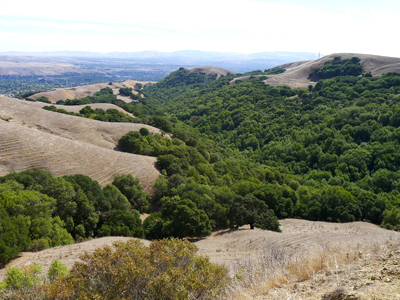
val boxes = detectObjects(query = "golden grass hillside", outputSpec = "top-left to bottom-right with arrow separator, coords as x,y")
2,219 -> 399,299
187,66 -> 237,79
0,97 -> 161,190
26,101 -> 136,117
266,53 -> 400,89
0,97 -> 160,149
29,80 -> 153,103
231,53 -> 400,89
195,219 -> 400,300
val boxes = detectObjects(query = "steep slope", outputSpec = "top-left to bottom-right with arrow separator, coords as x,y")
262,53 -> 400,88
0,97 -> 160,150
0,97 -> 161,190
0,119 -> 159,190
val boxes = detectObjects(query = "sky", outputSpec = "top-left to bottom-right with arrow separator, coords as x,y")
0,0 -> 399,57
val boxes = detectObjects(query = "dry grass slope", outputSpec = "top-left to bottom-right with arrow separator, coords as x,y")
2,219 -> 398,299
27,101 -> 136,117
230,53 -> 400,89
30,80 -> 154,103
0,97 -> 160,149
195,219 -> 400,299
0,120 -> 159,190
0,237 -> 149,282
0,97 -> 161,190
187,66 -> 237,79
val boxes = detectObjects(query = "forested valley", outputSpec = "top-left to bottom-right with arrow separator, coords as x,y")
3,56 -> 400,267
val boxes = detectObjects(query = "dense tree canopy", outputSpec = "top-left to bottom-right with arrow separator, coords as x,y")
0,170 -> 146,265
136,62 -> 400,234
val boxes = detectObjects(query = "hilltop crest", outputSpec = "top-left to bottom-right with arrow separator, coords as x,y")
263,53 -> 400,88
186,66 -> 237,79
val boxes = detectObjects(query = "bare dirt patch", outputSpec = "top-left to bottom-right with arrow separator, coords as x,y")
262,237 -> 400,300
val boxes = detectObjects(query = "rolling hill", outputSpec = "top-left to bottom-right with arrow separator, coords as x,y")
1,219 -> 398,299
29,80 -> 152,103
26,101 -> 137,117
265,53 -> 400,88
0,96 -> 161,190
186,66 -> 237,79
231,53 -> 400,88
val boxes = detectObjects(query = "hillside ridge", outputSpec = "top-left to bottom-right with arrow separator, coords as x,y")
0,97 -> 161,190
263,52 -> 400,88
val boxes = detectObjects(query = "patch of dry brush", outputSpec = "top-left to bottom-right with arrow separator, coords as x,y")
227,235 -> 400,300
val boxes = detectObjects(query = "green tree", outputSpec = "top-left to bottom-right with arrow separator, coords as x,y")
160,196 -> 212,238
112,174 -> 150,213
228,194 -> 280,231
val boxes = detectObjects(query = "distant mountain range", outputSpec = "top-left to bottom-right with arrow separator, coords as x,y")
0,50 -> 320,73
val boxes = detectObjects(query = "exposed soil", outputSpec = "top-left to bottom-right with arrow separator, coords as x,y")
263,240 -> 400,299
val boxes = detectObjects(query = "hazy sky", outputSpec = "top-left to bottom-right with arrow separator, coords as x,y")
0,0 -> 399,57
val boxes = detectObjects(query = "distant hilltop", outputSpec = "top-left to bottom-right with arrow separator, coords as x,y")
231,53 -> 400,88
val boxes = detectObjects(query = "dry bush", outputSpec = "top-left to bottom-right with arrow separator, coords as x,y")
225,242 -> 369,299
45,238 -> 230,300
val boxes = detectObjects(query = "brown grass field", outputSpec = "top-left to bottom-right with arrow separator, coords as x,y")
29,80 -> 153,103
26,101 -> 137,117
187,66 -> 237,79
1,219 -> 398,299
231,53 -> 400,89
0,96 -> 161,190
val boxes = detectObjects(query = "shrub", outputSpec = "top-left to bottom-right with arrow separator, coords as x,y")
4,263 -> 42,291
47,260 -> 68,282
47,239 -> 230,299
